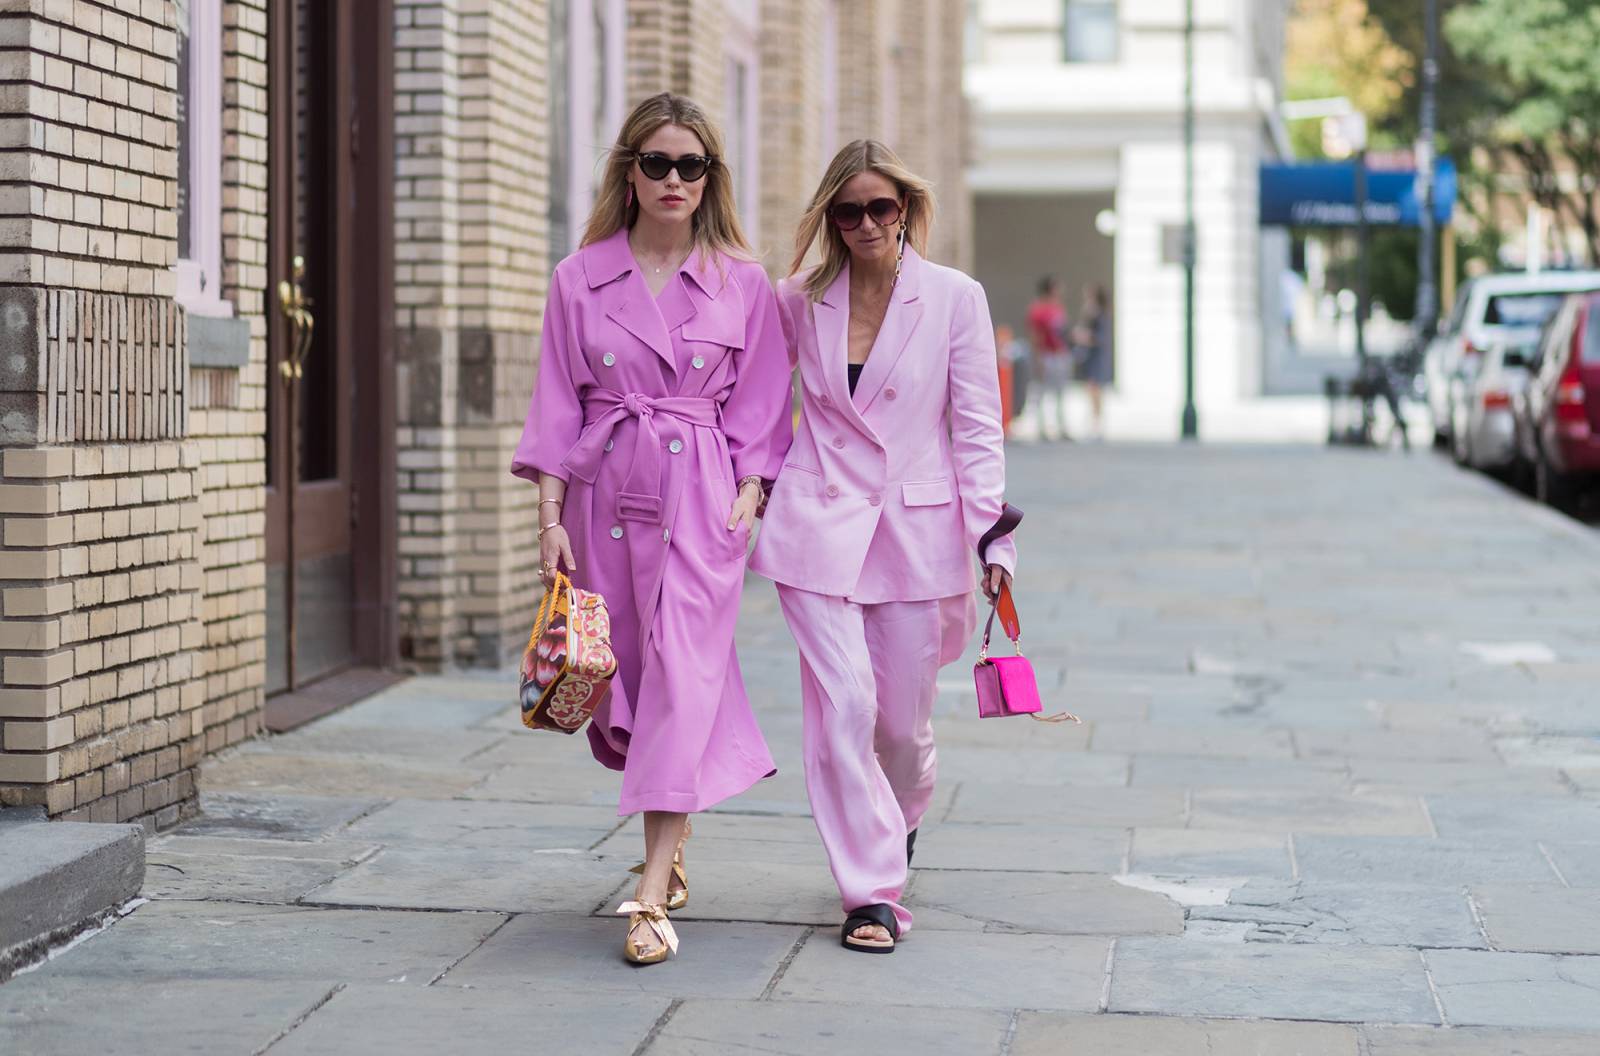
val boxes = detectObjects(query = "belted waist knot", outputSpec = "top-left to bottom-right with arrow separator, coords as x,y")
561,389 -> 721,524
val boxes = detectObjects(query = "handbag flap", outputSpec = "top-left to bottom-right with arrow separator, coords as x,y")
989,655 -> 1042,713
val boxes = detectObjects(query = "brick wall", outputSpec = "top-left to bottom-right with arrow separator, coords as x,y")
756,0 -> 824,274
625,0 -> 725,118
0,0 -> 269,829
393,0 -> 547,670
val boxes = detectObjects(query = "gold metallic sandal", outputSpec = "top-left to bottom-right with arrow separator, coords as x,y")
628,819 -> 692,911
618,900 -> 678,965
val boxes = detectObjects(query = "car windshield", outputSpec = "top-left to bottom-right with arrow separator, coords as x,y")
1587,302 -> 1600,362
1482,293 -> 1568,327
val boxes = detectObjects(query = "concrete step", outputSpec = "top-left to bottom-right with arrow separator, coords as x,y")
0,808 -> 144,979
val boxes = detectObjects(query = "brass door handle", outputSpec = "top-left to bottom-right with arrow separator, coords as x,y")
277,255 -> 315,381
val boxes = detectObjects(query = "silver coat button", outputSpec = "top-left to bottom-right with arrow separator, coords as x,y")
662,529 -> 671,542
602,352 -> 616,367
668,439 -> 683,454
691,355 -> 705,369
604,439 -> 614,452
610,525 -> 623,539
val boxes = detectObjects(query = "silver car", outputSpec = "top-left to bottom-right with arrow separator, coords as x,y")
1449,338 -> 1536,472
1425,271 -> 1600,445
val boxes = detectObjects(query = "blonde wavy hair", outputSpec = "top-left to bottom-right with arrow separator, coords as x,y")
790,139 -> 935,301
580,92 -> 753,264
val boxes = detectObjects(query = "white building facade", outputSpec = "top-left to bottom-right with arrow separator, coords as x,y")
967,0 -> 1315,439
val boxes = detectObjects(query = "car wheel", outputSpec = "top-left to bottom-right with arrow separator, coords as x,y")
1452,420 -> 1471,466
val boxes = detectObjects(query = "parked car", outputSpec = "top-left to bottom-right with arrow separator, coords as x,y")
1423,271 -> 1600,445
1449,337 -> 1536,473
1513,290 -> 1600,509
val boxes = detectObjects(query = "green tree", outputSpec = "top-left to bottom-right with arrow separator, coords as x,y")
1444,0 -> 1600,264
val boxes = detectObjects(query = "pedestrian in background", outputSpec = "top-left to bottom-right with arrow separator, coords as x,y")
1071,282 -> 1112,441
511,92 -> 793,966
1026,276 -> 1073,440
750,139 -> 1017,955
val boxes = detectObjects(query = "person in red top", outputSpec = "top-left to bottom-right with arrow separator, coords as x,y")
1025,276 -> 1072,440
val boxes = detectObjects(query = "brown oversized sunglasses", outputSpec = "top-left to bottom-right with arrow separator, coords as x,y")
828,197 -> 902,231
635,151 -> 713,182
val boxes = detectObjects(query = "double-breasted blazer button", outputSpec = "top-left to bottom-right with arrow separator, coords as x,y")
668,439 -> 683,454
884,387 -> 898,400
691,355 -> 705,369
868,493 -> 882,507
602,352 -> 616,367
609,525 -> 624,539
831,437 -> 845,449
819,393 -> 832,406
825,484 -> 840,498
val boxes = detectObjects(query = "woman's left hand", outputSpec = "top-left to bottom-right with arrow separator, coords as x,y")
982,563 -> 1012,601
727,481 -> 762,534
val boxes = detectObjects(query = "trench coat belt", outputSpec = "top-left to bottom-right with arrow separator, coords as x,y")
561,389 -> 722,524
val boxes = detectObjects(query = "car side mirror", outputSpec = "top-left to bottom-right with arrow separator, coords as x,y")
1502,351 -> 1529,369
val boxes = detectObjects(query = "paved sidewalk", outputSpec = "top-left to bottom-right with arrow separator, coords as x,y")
6,445 -> 1600,1055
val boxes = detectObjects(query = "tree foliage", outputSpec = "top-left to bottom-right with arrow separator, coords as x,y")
1285,0 -> 1413,159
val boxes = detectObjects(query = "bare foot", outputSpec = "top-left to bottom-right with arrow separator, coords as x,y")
850,922 -> 892,944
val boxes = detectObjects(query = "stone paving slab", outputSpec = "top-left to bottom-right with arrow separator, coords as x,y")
441,915 -> 803,999
0,977 -> 336,1056
644,999 -> 1011,1056
181,791 -> 385,841
945,783 -> 1186,828
1347,760 -> 1571,796
1425,796 -> 1600,844
1128,754 -> 1348,790
771,931 -> 1108,1011
305,845 -> 627,914
932,747 -> 1129,786
1542,843 -> 1600,886
1291,836 -> 1560,885
273,985 -> 668,1056
264,724 -> 509,763
1010,1012 -> 1361,1055
626,861 -> 844,926
340,798 -> 620,852
142,851 -> 361,904
25,900 -> 504,984
1424,949 -> 1600,1030
907,871 -> 1182,935
1361,1025 -> 1600,1055
1293,729 -> 1500,763
203,750 -> 489,800
1129,828 -> 1293,878
1189,879 -> 1483,948
1109,938 -> 1441,1023
908,822 -> 1128,873
1188,790 -> 1432,836
1090,722 -> 1296,759
1468,885 -> 1600,955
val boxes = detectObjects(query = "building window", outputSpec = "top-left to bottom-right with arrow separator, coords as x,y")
1063,1 -> 1118,64
174,0 -> 230,315
550,0 -> 624,258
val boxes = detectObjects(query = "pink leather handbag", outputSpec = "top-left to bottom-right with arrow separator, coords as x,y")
972,505 -> 1080,723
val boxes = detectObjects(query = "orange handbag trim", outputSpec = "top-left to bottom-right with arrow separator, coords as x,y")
519,570 -> 618,734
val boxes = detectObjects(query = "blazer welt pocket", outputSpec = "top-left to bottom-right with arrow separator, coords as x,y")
901,478 -> 953,507
779,462 -> 822,478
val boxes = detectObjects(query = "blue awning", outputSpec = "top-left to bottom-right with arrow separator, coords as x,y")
1259,159 -> 1456,228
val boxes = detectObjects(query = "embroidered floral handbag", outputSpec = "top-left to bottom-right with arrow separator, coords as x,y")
519,570 -> 618,734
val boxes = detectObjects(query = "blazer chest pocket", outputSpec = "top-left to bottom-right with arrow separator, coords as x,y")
901,478 -> 953,507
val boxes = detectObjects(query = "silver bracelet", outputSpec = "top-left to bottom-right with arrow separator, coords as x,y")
737,474 -> 764,492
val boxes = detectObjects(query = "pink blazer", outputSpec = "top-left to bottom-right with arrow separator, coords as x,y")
749,247 -> 1017,602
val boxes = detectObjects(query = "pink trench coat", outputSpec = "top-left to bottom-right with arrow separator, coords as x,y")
511,230 -> 794,815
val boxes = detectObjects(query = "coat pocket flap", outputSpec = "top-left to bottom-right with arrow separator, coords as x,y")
681,310 -> 747,350
901,478 -> 954,507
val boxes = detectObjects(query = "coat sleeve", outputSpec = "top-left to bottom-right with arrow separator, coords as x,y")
511,266 -> 583,483
948,279 -> 1017,575
723,265 -> 795,482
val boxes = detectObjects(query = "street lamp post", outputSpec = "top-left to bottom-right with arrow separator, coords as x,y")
1414,0 -> 1440,340
1180,0 -> 1198,440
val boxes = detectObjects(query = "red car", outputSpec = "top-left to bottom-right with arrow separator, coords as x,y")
1515,291 -> 1600,508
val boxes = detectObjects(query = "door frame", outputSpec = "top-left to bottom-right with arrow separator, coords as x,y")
265,0 -> 397,687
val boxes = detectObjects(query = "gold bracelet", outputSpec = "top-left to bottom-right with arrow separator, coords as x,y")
538,521 -> 561,538
737,474 -> 764,492
539,498 -> 562,509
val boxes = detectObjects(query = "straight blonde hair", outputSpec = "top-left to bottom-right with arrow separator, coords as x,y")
580,92 -> 753,265
789,140 -> 935,301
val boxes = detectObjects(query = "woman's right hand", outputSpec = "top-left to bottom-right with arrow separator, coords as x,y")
539,524 -> 576,588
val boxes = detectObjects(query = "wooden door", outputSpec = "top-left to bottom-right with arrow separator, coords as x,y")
265,0 -> 397,698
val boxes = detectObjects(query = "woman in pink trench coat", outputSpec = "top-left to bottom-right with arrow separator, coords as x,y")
750,140 -> 1017,954
512,94 -> 791,965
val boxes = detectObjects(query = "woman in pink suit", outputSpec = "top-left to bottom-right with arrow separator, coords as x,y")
512,93 -> 792,965
750,140 -> 1017,954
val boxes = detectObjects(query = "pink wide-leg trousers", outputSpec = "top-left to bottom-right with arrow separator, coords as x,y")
776,585 -> 974,935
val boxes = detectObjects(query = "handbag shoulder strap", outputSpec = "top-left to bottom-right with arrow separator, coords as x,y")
977,503 -> 1023,566
979,580 -> 1021,655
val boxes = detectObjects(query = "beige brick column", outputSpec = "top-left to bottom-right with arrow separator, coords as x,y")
0,1 -> 211,826
756,0 -> 825,274
625,0 -> 726,118
393,0 -> 548,669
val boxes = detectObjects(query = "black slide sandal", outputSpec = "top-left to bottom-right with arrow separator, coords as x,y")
841,903 -> 899,954
906,828 -> 918,867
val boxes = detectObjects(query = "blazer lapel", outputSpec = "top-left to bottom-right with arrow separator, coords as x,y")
814,266 -> 879,442
852,246 -> 925,412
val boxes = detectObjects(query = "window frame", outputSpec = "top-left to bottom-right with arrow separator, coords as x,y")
174,0 -> 232,317
1062,0 -> 1119,65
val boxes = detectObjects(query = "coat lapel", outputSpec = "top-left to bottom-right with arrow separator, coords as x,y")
585,230 -> 677,375
813,266 -> 879,442
851,246 -> 924,412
